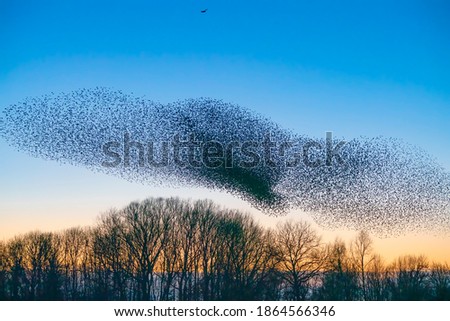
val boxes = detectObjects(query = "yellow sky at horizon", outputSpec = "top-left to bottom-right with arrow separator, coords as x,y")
1,195 -> 449,265
1,150 -> 449,263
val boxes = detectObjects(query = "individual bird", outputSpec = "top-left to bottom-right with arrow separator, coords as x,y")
201,9 -> 208,13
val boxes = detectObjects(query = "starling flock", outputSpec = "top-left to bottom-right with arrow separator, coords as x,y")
1,88 -> 449,236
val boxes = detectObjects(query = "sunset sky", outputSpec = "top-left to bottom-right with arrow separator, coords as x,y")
1,1 -> 450,263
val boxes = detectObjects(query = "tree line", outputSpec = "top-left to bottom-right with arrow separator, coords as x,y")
0,197 -> 449,301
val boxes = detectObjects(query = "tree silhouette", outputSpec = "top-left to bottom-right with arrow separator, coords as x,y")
351,230 -> 374,300
121,199 -> 172,300
316,238 -> 358,300
1,197 -> 449,301
0,241 -> 8,300
387,255 -> 430,300
274,221 -> 327,300
429,262 -> 450,300
365,254 -> 387,300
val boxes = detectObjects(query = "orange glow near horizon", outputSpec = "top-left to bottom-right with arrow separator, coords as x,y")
1,151 -> 449,265
1,202 -> 449,265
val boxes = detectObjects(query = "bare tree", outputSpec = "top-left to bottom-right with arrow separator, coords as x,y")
350,230 -> 373,300
317,238 -> 358,300
92,210 -> 128,299
2,197 -> 450,301
23,231 -> 55,299
157,198 -> 185,300
366,254 -> 387,300
215,211 -> 278,300
157,218 -> 180,300
275,221 -> 327,300
121,198 -> 171,300
6,236 -> 28,300
60,227 -> 89,299
429,262 -> 450,300
194,200 -> 221,300
0,240 -> 8,300
44,233 -> 62,300
387,255 -> 429,300
175,200 -> 199,300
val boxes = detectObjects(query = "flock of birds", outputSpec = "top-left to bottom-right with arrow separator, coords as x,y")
1,88 -> 449,236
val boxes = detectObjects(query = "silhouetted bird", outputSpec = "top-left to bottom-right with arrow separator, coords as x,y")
201,9 -> 208,13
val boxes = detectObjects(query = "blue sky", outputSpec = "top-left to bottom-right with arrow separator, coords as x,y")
1,0 -> 449,135
2,0 -> 449,89
1,1 -> 450,259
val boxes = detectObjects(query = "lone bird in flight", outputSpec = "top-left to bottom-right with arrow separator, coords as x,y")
201,9 -> 208,13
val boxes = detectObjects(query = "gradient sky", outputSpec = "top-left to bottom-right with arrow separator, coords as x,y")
1,0 -> 450,263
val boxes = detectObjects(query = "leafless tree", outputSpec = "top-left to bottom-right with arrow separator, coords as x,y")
157,198 -> 185,300
429,262 -> 450,300
174,200 -> 200,300
23,231 -> 55,299
366,254 -> 387,300
120,198 -> 171,300
1,197 -> 449,301
316,238 -> 358,300
194,200 -> 221,300
60,227 -> 89,299
0,240 -> 8,300
350,230 -> 374,300
275,221 -> 327,300
92,210 -> 128,299
6,236 -> 27,299
387,254 -> 429,300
